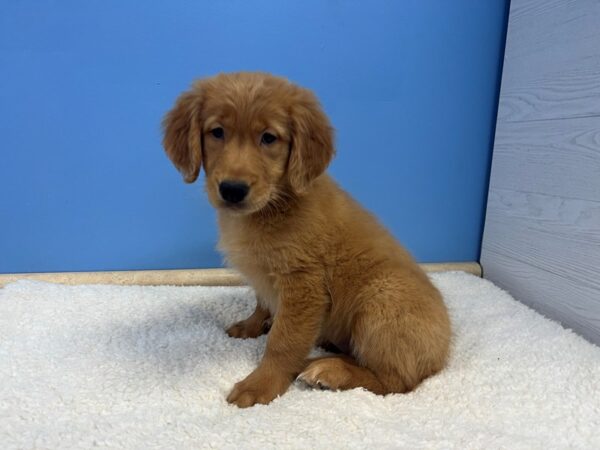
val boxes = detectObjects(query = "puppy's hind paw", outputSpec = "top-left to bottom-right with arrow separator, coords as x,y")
297,357 -> 353,391
296,372 -> 331,390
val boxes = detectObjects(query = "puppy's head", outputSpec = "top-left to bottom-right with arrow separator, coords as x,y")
162,72 -> 334,214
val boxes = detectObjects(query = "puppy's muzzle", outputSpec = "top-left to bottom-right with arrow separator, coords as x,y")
219,180 -> 250,204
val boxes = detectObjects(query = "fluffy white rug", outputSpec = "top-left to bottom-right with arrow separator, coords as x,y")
1,272 -> 599,449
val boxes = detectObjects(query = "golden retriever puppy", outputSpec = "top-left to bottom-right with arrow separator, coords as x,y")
162,72 -> 450,408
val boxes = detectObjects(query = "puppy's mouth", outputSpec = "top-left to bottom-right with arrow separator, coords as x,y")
219,200 -> 249,213
216,195 -> 272,216
216,197 -> 263,215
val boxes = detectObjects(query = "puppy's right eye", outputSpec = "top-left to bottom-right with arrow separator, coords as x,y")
210,127 -> 224,139
260,132 -> 277,145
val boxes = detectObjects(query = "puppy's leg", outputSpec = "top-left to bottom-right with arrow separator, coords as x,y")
227,274 -> 328,408
356,284 -> 450,395
300,287 -> 450,395
226,300 -> 271,339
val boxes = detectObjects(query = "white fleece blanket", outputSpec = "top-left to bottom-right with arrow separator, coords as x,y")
1,272 -> 599,449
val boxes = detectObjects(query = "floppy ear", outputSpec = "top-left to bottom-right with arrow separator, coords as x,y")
287,88 -> 335,193
162,89 -> 203,183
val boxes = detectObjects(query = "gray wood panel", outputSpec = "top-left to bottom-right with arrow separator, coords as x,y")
502,0 -> 600,75
497,0 -> 600,122
481,0 -> 600,344
491,117 -> 600,201
482,252 -> 600,344
483,189 -> 600,343
497,68 -> 600,123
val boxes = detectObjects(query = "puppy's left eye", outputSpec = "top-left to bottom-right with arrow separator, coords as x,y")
261,132 -> 277,145
210,127 -> 224,139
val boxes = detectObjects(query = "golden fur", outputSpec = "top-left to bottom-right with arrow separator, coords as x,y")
162,72 -> 451,408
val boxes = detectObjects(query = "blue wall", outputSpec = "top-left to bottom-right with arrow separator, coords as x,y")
0,1 -> 508,273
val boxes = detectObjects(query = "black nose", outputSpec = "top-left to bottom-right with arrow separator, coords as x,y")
219,180 -> 250,204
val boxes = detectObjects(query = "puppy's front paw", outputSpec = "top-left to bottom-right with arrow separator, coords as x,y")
227,368 -> 290,408
226,317 -> 271,339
